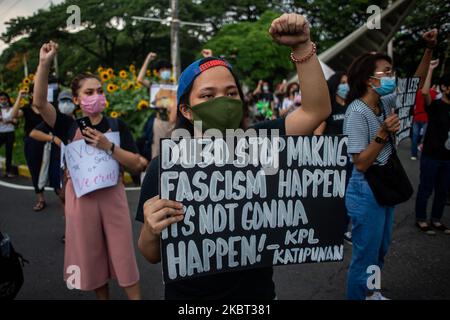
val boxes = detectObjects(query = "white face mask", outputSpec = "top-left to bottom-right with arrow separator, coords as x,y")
58,101 -> 76,115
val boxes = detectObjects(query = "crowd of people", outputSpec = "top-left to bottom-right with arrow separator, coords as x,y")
0,12 -> 449,301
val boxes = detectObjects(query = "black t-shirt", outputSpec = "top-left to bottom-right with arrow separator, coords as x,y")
135,118 -> 286,300
324,100 -> 348,135
422,99 -> 450,160
52,112 -> 138,153
22,106 -> 44,136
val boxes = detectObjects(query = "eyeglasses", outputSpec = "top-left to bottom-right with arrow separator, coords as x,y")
372,70 -> 396,78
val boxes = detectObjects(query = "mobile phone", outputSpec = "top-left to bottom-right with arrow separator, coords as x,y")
76,117 -> 92,131
76,117 -> 92,144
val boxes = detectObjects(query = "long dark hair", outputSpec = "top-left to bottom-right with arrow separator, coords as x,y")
327,71 -> 345,102
0,92 -> 12,106
346,53 -> 392,104
286,82 -> 299,98
176,66 -> 246,135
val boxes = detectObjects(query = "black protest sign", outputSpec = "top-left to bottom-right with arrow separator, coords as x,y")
395,77 -> 420,143
159,135 -> 348,283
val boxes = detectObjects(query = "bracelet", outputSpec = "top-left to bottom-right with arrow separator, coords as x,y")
290,42 -> 317,64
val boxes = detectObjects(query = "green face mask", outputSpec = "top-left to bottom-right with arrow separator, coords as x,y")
190,96 -> 243,133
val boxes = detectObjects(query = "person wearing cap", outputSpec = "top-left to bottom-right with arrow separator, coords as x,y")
29,90 -> 77,196
136,13 -> 331,300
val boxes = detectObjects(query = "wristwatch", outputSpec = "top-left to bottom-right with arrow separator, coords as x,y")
374,136 -> 387,144
106,143 -> 115,156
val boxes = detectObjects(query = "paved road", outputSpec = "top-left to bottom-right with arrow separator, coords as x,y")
1,141 -> 449,300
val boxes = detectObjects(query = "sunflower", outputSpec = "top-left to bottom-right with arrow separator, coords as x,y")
105,100 -> 110,109
107,68 -> 114,76
106,83 -> 118,93
97,66 -> 104,73
146,70 -> 151,77
100,71 -> 110,82
128,82 -> 134,90
10,97 -> 15,104
28,74 -> 34,81
110,111 -> 119,118
19,98 -> 27,107
137,100 -> 149,110
152,69 -> 158,77
22,78 -> 31,86
121,83 -> 128,91
119,70 -> 128,79
134,83 -> 142,90
129,64 -> 136,73
21,86 -> 30,93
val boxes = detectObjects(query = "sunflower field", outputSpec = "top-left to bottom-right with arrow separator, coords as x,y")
96,64 -> 158,137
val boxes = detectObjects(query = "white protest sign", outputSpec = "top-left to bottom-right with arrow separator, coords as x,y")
64,132 -> 121,198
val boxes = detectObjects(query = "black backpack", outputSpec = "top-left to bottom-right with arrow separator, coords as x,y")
0,232 -> 28,300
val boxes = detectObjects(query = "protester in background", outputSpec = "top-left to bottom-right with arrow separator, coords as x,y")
34,41 -> 146,299
280,82 -> 301,117
273,79 -> 287,118
315,72 -> 349,135
253,79 -> 276,121
343,29 -> 437,300
414,62 -> 450,235
0,91 -> 24,178
136,13 -> 331,300
14,85 -> 49,211
314,72 -> 352,244
137,53 -> 176,160
29,91 -> 75,196
410,60 -> 439,160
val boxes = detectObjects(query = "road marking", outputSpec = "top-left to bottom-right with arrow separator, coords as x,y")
0,180 -> 141,192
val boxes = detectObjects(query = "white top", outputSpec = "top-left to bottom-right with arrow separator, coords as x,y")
0,108 -> 15,133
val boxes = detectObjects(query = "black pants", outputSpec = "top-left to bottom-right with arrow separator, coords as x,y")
0,131 -> 15,174
24,137 -> 45,194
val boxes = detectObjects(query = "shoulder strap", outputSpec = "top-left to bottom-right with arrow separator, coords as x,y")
67,121 -> 78,143
106,117 -> 119,132
379,100 -> 397,154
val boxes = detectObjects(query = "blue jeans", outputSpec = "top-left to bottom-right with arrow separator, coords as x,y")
411,121 -> 427,157
415,155 -> 450,223
345,168 -> 394,300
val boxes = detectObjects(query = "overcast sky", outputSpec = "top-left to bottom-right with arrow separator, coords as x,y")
0,0 -> 65,54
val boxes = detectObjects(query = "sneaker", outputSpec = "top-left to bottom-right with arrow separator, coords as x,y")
366,292 -> 390,300
431,222 -> 450,235
410,156 -> 418,161
343,232 -> 352,245
415,222 -> 436,235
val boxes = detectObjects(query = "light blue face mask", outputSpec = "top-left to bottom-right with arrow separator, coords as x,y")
336,83 -> 349,99
371,76 -> 396,96
160,70 -> 172,81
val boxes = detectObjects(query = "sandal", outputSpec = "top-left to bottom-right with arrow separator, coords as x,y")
431,223 -> 450,235
33,200 -> 47,212
415,222 -> 436,235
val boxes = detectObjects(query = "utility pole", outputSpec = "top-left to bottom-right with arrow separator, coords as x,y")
132,0 -> 210,82
387,0 -> 394,63
171,0 -> 181,80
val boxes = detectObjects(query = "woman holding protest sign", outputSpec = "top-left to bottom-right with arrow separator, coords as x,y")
33,41 -> 147,299
136,13 -> 331,300
343,29 -> 438,300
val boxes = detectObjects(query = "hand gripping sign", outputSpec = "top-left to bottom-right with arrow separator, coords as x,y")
61,132 -> 121,198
